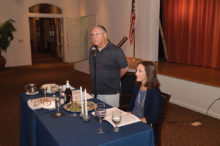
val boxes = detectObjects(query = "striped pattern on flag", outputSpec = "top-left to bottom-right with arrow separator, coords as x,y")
129,0 -> 136,45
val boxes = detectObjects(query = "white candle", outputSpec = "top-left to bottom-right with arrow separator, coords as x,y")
80,86 -> 84,114
84,88 -> 88,116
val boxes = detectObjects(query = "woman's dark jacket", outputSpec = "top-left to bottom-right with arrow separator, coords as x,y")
128,85 -> 161,124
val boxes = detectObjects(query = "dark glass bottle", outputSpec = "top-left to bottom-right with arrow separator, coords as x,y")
65,80 -> 72,104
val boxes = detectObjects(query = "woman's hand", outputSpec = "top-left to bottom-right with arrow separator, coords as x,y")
140,118 -> 147,123
127,112 -> 147,123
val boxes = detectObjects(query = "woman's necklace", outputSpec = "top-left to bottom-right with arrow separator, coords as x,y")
137,90 -> 147,116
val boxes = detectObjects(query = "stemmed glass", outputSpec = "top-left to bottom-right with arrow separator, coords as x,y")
70,95 -> 77,117
55,97 -> 61,117
95,103 -> 106,134
51,85 -> 57,97
112,110 -> 122,132
43,87 -> 47,98
58,85 -> 63,98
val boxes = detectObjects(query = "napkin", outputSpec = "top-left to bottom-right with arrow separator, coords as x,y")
60,85 -> 75,91
27,97 -> 64,110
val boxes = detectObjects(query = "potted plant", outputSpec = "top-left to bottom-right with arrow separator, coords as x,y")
0,19 -> 16,69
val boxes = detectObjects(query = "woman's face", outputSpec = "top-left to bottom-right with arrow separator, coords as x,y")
136,64 -> 147,84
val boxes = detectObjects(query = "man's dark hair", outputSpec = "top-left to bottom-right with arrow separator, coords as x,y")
97,25 -> 107,33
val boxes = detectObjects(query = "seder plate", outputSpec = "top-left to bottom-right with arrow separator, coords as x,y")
63,101 -> 97,113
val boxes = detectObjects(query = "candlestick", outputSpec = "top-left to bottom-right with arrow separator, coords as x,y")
80,86 -> 84,117
84,88 -> 88,116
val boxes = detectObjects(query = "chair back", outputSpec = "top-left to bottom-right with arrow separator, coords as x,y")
153,92 -> 171,146
121,72 -> 136,95
119,72 -> 136,110
159,92 -> 171,123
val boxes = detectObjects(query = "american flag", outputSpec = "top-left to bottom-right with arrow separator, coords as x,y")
129,0 -> 136,45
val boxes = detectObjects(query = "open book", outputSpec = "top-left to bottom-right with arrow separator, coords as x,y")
92,107 -> 141,127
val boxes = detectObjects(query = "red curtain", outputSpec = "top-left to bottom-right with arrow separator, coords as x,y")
162,0 -> 220,69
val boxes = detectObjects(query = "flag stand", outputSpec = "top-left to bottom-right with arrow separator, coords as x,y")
132,33 -> 136,62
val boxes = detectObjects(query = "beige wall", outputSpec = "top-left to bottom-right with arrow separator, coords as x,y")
159,75 -> 220,120
0,0 -> 160,67
0,0 -> 80,67
80,0 -> 160,61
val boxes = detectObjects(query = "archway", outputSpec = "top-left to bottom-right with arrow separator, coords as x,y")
28,3 -> 64,64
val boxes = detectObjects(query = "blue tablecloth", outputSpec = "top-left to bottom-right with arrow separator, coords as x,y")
20,92 -> 155,146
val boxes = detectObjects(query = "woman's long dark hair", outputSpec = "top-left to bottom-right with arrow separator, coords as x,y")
136,61 -> 160,89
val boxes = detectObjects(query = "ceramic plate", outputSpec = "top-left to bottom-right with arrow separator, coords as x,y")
63,101 -> 97,113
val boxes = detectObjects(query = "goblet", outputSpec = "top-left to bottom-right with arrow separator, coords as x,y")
112,110 -> 122,132
51,85 -> 57,97
55,97 -> 61,117
70,95 -> 77,117
95,103 -> 106,134
58,85 -> 63,98
43,87 -> 47,98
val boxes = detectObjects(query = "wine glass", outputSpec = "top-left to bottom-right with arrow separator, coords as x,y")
112,110 -> 122,132
58,85 -> 63,98
95,103 -> 106,134
55,97 -> 61,117
51,85 -> 57,97
43,87 -> 47,98
70,95 -> 77,117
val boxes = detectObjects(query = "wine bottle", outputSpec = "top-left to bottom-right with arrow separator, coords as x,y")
65,80 -> 72,104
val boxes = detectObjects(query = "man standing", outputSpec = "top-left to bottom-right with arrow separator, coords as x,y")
89,25 -> 128,107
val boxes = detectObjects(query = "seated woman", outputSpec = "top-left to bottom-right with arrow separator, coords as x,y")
128,61 -> 161,125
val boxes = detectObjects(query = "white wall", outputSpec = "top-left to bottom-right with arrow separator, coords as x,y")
79,0 -> 160,61
158,75 -> 220,120
0,0 -> 80,67
1,0 -> 160,66
0,0 -> 31,67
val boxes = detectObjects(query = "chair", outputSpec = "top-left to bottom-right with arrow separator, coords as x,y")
119,72 -> 171,146
152,92 -> 171,146
119,72 -> 136,111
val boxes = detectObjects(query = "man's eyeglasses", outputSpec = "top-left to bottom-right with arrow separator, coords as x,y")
90,32 -> 104,37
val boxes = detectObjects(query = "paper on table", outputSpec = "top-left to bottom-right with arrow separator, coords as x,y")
72,90 -> 93,102
92,107 -> 141,127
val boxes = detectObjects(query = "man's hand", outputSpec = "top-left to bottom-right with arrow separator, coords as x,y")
120,66 -> 128,78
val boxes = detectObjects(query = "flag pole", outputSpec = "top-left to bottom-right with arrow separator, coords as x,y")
133,32 -> 135,62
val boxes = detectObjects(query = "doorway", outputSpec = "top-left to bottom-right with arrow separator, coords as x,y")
29,17 -> 63,63
28,3 -> 64,64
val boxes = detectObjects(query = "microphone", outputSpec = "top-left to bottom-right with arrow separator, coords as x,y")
91,46 -> 97,98
91,46 -> 97,57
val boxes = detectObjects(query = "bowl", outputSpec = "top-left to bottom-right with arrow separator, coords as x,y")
41,83 -> 58,94
25,83 -> 37,93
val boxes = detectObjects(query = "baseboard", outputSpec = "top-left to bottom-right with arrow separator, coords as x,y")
170,92 -> 220,120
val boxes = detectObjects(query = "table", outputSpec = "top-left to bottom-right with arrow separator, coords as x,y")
20,91 -> 155,146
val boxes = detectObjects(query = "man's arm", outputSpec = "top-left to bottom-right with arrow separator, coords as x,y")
120,66 -> 128,78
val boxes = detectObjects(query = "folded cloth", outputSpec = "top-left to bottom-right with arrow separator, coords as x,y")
27,97 -> 63,110
41,83 -> 59,94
